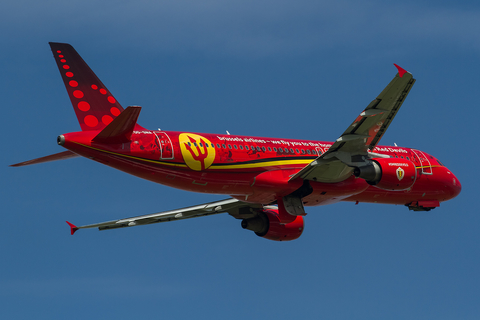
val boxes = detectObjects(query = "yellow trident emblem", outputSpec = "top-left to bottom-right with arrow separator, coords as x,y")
179,133 -> 216,171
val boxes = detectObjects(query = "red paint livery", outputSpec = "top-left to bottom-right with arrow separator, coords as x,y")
12,43 -> 461,241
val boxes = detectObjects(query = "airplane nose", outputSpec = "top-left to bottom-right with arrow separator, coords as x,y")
449,172 -> 462,199
435,167 -> 462,201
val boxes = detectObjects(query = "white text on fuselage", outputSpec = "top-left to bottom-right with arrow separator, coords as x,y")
216,136 -> 331,148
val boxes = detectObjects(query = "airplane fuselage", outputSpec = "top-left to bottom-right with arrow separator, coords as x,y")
12,43 -> 463,240
59,129 -> 461,210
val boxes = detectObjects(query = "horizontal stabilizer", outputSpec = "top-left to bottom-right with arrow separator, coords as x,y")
92,106 -> 141,144
10,150 -> 79,167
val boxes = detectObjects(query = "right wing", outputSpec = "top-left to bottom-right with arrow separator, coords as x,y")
290,64 -> 415,183
10,150 -> 79,167
66,198 -> 262,234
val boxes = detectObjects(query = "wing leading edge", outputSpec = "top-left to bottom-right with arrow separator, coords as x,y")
67,198 -> 262,234
290,64 -> 416,183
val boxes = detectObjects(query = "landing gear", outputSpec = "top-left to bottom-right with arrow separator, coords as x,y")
407,205 -> 435,212
406,202 -> 436,212
282,195 -> 306,216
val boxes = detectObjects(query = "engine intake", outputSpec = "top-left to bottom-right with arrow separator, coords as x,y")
354,158 -> 417,191
241,209 -> 304,241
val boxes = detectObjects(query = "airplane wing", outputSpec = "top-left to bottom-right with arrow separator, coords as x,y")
10,150 -> 79,167
66,198 -> 262,234
291,64 -> 416,183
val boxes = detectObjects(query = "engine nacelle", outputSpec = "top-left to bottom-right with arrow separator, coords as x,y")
353,158 -> 417,191
241,209 -> 304,241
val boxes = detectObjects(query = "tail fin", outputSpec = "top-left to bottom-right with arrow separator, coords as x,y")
49,42 -> 145,131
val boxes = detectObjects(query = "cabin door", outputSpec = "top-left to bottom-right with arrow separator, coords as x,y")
411,149 -> 432,175
154,132 -> 174,159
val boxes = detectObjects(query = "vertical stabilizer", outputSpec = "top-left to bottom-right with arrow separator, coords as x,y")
49,42 -> 145,131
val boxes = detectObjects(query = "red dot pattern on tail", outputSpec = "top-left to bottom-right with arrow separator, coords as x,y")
73,90 -> 84,98
111,107 -> 120,116
78,101 -> 90,112
84,115 -> 98,127
102,115 -> 113,125
50,43 -> 141,131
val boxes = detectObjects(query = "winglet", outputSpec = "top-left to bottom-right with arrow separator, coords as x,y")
66,221 -> 79,235
393,63 -> 408,78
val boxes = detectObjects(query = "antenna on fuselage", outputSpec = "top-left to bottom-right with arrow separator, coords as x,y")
226,130 -> 230,135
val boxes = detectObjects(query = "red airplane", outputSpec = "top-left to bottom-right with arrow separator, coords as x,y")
12,43 -> 461,241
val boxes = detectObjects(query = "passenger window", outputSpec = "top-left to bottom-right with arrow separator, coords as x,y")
234,145 -> 238,149
194,142 -> 197,147
199,143 -> 203,147
279,148 -> 283,152
239,145 -> 243,150
257,146 -> 261,151
245,145 -> 249,150
295,149 -> 299,153
188,142 -> 191,147
268,147 -> 272,152
273,147 -> 277,152
290,148 -> 294,153
222,144 -> 226,148
228,145 -> 232,149
301,149 -> 305,154
307,149 -> 311,154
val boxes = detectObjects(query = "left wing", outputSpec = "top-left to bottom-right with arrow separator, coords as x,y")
290,64 -> 415,183
66,198 -> 262,234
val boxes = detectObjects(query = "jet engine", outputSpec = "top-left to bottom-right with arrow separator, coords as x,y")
241,209 -> 304,241
353,158 -> 417,191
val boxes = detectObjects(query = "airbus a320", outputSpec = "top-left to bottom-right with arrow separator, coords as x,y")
11,43 -> 461,241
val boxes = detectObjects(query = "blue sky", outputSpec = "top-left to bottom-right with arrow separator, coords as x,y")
2,0 -> 480,319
